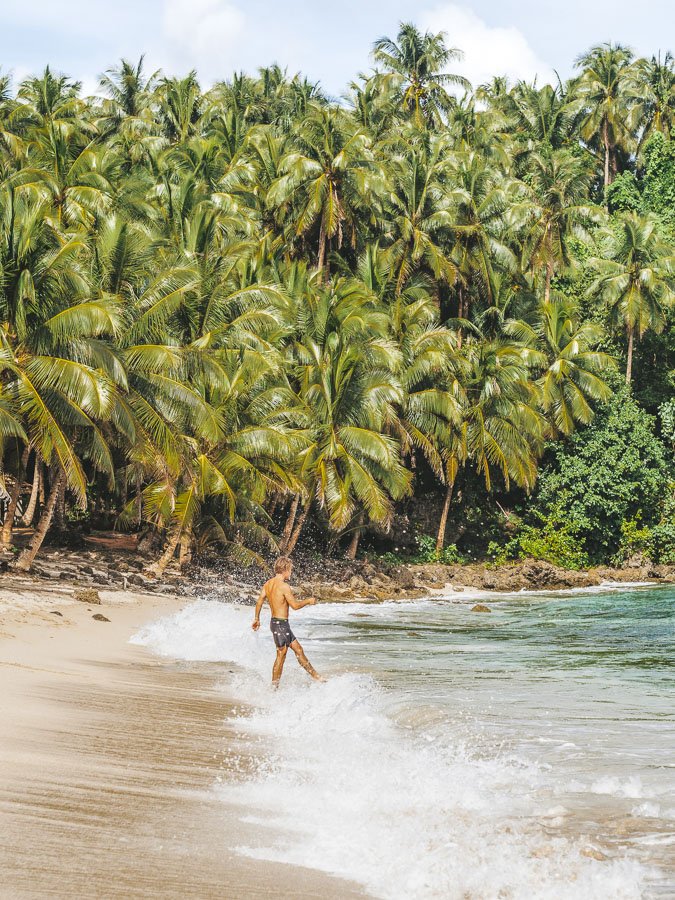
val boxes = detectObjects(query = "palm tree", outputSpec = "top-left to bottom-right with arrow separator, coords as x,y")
446,149 -> 515,319
574,43 -> 635,191
373,22 -> 470,126
282,272 -> 411,555
627,52 -> 675,150
507,298 -> 615,434
380,130 -> 457,296
518,148 -> 600,303
588,213 -> 675,383
268,105 -> 374,277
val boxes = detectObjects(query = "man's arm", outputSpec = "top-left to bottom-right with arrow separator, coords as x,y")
285,585 -> 317,610
252,587 -> 266,630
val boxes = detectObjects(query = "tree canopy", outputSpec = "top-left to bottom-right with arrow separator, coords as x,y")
0,24 -> 672,572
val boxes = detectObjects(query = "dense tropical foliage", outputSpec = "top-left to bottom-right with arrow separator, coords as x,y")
0,25 -> 673,572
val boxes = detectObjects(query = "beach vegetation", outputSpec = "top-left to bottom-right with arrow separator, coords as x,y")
0,27 -> 673,571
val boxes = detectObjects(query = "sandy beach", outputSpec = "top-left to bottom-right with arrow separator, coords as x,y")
0,582 -> 364,899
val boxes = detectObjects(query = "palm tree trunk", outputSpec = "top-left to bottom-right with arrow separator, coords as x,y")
2,445 -> 30,549
54,476 -> 66,531
317,217 -> 327,280
626,325 -> 634,384
436,480 -> 455,554
21,458 -> 41,527
151,523 -> 182,576
16,470 -> 64,572
457,285 -> 464,348
178,533 -> 191,568
545,259 -> 553,304
285,499 -> 312,556
279,494 -> 300,553
345,524 -> 361,560
603,119 -> 611,191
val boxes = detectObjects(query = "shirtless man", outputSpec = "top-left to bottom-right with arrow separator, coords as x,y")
252,556 -> 323,686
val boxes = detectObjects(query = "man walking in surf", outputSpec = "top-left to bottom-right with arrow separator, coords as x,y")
252,556 -> 324,687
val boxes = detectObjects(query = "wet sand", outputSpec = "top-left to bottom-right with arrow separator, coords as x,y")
0,585 -> 364,898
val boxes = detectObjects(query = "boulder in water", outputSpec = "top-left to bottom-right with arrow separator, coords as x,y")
471,603 -> 492,613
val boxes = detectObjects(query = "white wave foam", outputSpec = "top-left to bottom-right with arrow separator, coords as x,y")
133,600 -> 648,899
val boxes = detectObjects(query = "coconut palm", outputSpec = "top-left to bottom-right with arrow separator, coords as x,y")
518,148 -> 600,303
373,22 -> 470,126
282,272 -> 411,555
574,43 -> 635,190
627,52 -> 675,150
588,213 -> 675,383
507,298 -> 615,434
380,130 -> 457,296
268,104 -> 374,277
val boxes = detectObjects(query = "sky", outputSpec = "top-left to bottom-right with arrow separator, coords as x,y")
1,0 -> 673,97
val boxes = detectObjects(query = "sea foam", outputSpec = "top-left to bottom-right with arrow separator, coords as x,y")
133,599 -> 648,899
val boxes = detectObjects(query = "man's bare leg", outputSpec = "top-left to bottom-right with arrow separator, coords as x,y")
272,646 -> 288,687
290,640 -> 324,681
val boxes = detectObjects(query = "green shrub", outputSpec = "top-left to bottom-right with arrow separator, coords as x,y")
486,539 -> 519,566
529,389 -> 672,562
517,520 -> 589,570
649,493 -> 675,564
415,534 -> 465,565
613,516 -> 653,565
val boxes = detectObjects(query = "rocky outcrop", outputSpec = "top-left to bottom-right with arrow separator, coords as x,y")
5,541 -> 674,605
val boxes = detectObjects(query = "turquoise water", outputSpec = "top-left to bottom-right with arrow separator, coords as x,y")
134,584 -> 675,899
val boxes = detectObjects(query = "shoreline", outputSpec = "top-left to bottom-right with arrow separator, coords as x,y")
7,542 -> 675,609
0,584 -> 365,899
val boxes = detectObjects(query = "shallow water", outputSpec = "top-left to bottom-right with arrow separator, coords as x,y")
133,584 -> 675,899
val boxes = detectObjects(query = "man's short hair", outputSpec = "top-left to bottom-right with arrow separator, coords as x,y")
274,556 -> 293,574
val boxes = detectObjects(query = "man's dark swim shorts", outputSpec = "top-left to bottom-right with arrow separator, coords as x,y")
270,617 -> 296,648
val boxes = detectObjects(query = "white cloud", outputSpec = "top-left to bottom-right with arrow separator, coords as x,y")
161,0 -> 245,81
421,3 -> 554,89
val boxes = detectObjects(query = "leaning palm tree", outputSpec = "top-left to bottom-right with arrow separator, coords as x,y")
373,22 -> 470,127
588,213 -> 675,383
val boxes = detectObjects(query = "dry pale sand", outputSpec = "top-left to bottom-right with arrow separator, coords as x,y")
0,582 -> 365,899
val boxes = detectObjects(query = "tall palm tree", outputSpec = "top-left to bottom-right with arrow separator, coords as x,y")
373,22 -> 470,126
518,148 -> 600,303
282,273 -> 411,554
507,298 -> 615,434
269,105 -> 374,277
588,213 -> 675,383
574,43 -> 635,191
380,130 -> 457,296
627,52 -> 675,151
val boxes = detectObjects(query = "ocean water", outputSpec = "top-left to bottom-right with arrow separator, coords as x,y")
132,584 -> 675,899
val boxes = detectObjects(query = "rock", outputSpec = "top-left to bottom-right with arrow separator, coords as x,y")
471,604 -> 492,613
348,575 -> 367,591
128,572 -> 155,588
393,566 -> 416,590
580,846 -> 607,862
92,613 -> 110,622
73,588 -> 101,604
50,610 -> 63,616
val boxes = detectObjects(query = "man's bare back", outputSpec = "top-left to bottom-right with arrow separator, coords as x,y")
252,556 -> 323,686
